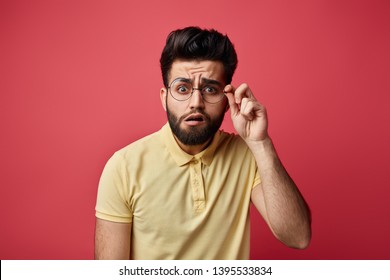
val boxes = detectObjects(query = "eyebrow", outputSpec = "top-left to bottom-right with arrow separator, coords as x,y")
201,78 -> 223,87
174,77 -> 223,87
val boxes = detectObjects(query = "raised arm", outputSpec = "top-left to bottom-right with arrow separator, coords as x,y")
249,138 -> 311,248
224,84 -> 311,249
94,218 -> 132,259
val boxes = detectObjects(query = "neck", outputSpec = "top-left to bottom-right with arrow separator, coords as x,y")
174,136 -> 213,155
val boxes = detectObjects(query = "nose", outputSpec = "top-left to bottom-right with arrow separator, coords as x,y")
189,88 -> 205,109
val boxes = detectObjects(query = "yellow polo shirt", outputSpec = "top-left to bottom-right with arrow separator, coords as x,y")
95,123 -> 260,259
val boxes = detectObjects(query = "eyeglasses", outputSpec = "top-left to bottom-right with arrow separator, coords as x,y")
167,77 -> 226,104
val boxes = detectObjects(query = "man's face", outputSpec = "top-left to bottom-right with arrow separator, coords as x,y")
160,60 -> 229,147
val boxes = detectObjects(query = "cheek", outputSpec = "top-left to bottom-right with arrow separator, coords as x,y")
167,99 -> 188,116
208,102 -> 228,118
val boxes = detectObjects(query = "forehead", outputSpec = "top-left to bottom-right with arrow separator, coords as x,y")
169,60 -> 225,82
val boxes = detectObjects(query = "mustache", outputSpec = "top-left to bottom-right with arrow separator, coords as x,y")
179,110 -> 211,122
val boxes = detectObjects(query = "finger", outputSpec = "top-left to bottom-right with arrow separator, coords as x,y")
234,83 -> 255,104
224,84 -> 235,93
224,85 -> 239,115
240,98 -> 256,120
241,98 -> 266,120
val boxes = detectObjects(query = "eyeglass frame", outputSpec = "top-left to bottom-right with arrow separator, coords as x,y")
167,77 -> 227,104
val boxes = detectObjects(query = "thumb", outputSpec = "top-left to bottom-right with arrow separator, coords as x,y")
224,85 -> 239,116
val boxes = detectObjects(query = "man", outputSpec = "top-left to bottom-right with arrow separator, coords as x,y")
95,26 -> 311,260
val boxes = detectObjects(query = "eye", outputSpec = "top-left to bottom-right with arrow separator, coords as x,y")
174,83 -> 191,94
202,85 -> 218,95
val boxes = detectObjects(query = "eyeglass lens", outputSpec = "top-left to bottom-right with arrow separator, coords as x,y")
169,79 -> 225,103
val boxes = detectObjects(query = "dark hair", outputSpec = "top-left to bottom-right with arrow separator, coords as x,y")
160,26 -> 238,87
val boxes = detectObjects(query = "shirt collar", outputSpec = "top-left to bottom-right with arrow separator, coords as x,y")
160,122 -> 220,167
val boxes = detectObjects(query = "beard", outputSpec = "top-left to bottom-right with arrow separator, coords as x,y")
166,102 -> 225,146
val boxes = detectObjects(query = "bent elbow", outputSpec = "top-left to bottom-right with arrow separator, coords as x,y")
290,229 -> 311,249
275,227 -> 311,249
293,237 -> 311,249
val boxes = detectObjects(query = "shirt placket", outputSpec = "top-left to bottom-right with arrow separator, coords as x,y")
189,158 -> 205,213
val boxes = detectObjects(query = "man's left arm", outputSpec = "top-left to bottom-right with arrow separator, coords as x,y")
224,84 -> 311,249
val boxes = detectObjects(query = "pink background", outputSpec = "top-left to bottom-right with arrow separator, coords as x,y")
1,0 -> 389,259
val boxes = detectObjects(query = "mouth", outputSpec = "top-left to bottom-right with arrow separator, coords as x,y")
183,113 -> 206,126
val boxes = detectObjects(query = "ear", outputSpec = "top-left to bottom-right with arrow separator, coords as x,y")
160,87 -> 167,111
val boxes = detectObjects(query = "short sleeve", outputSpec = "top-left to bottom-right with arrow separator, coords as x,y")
252,168 -> 261,189
95,152 -> 133,223
250,152 -> 262,190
